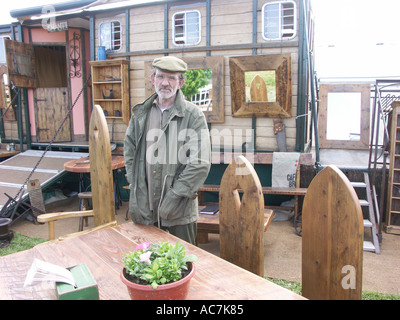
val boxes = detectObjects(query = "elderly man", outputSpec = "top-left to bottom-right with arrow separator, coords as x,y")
124,56 -> 211,244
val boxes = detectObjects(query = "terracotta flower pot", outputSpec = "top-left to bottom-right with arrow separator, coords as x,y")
120,262 -> 195,300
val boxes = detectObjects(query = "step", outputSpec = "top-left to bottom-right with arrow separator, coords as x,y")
359,199 -> 369,206
363,219 -> 372,228
351,182 -> 367,188
363,241 -> 376,252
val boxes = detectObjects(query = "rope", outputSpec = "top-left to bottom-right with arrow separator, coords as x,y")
1,73 -> 92,218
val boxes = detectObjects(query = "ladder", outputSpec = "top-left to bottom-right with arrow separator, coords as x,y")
351,173 -> 380,254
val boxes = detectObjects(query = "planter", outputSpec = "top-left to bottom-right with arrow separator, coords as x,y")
120,262 -> 195,300
0,218 -> 13,248
0,218 -> 12,241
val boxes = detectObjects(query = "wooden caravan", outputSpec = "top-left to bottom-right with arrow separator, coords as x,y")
88,0 -> 315,154
1,0 -> 315,156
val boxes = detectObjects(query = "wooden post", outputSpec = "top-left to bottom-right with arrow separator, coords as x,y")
302,166 -> 363,300
89,105 -> 115,227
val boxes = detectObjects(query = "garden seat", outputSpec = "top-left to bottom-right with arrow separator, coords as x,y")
219,155 -> 265,277
37,105 -> 116,240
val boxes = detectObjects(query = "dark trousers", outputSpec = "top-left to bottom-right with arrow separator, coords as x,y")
158,222 -> 197,245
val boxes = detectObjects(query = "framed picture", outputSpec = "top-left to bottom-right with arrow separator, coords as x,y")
145,56 -> 224,123
229,54 -> 292,118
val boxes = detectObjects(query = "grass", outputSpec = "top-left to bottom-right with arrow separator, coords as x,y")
2,233 -> 399,300
266,277 -> 400,300
0,231 -> 47,257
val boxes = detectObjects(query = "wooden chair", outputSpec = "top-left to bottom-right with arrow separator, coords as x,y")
37,105 -> 116,240
219,155 -> 265,277
250,74 -> 268,102
302,165 -> 363,300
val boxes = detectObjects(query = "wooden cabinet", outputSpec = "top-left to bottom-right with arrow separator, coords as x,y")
90,59 -> 130,125
386,101 -> 400,234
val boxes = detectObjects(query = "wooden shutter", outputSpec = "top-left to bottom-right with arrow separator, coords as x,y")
5,39 -> 37,88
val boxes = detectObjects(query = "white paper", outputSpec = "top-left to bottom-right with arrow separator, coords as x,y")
271,152 -> 300,188
24,259 -> 76,288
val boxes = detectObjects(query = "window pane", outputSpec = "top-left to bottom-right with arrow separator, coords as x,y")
186,11 -> 200,45
99,21 -> 121,51
173,11 -> 200,46
112,21 -> 121,50
263,1 -> 296,40
264,3 -> 280,39
281,3 -> 295,37
99,22 -> 111,50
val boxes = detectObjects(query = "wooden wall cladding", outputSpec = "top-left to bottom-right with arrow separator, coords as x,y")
229,54 -> 292,118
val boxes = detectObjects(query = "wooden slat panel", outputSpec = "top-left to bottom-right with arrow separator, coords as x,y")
219,156 -> 264,276
5,39 -> 36,88
302,166 -> 363,300
89,105 -> 115,227
35,88 -> 70,143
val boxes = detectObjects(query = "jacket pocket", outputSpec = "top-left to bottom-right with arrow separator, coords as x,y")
158,188 -> 189,220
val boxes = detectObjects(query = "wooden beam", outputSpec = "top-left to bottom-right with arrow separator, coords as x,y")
108,41 -> 299,58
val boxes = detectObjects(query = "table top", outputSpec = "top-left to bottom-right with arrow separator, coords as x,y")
0,222 -> 304,300
64,155 -> 125,173
0,147 -> 20,159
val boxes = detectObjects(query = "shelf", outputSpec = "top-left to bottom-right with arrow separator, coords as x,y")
106,116 -> 121,120
387,102 -> 400,234
90,59 -> 129,126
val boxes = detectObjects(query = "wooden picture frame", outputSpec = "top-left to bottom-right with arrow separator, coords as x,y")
229,54 -> 292,118
145,56 -> 224,123
318,83 -> 370,149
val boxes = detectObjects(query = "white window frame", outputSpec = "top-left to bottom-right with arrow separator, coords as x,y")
262,1 -> 297,41
172,10 -> 201,46
99,20 -> 122,52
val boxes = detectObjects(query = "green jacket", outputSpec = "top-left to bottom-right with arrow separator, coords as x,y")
124,90 -> 211,227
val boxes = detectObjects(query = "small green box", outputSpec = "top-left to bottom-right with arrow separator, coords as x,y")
56,264 -> 99,300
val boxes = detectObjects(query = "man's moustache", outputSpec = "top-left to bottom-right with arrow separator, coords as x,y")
159,86 -> 171,90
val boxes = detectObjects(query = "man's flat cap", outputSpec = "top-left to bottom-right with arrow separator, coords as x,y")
152,56 -> 187,73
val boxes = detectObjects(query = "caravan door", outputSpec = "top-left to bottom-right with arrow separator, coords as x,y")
5,40 -> 72,143
34,87 -> 70,143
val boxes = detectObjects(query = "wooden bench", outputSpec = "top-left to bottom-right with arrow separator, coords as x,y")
302,165 -> 363,300
202,153 -> 311,206
197,207 -> 274,243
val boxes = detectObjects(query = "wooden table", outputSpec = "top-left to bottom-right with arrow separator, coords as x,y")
0,222 -> 304,300
63,155 -> 125,173
0,148 -> 20,159
64,156 -> 125,209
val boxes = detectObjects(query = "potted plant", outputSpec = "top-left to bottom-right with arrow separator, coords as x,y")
120,241 -> 197,300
